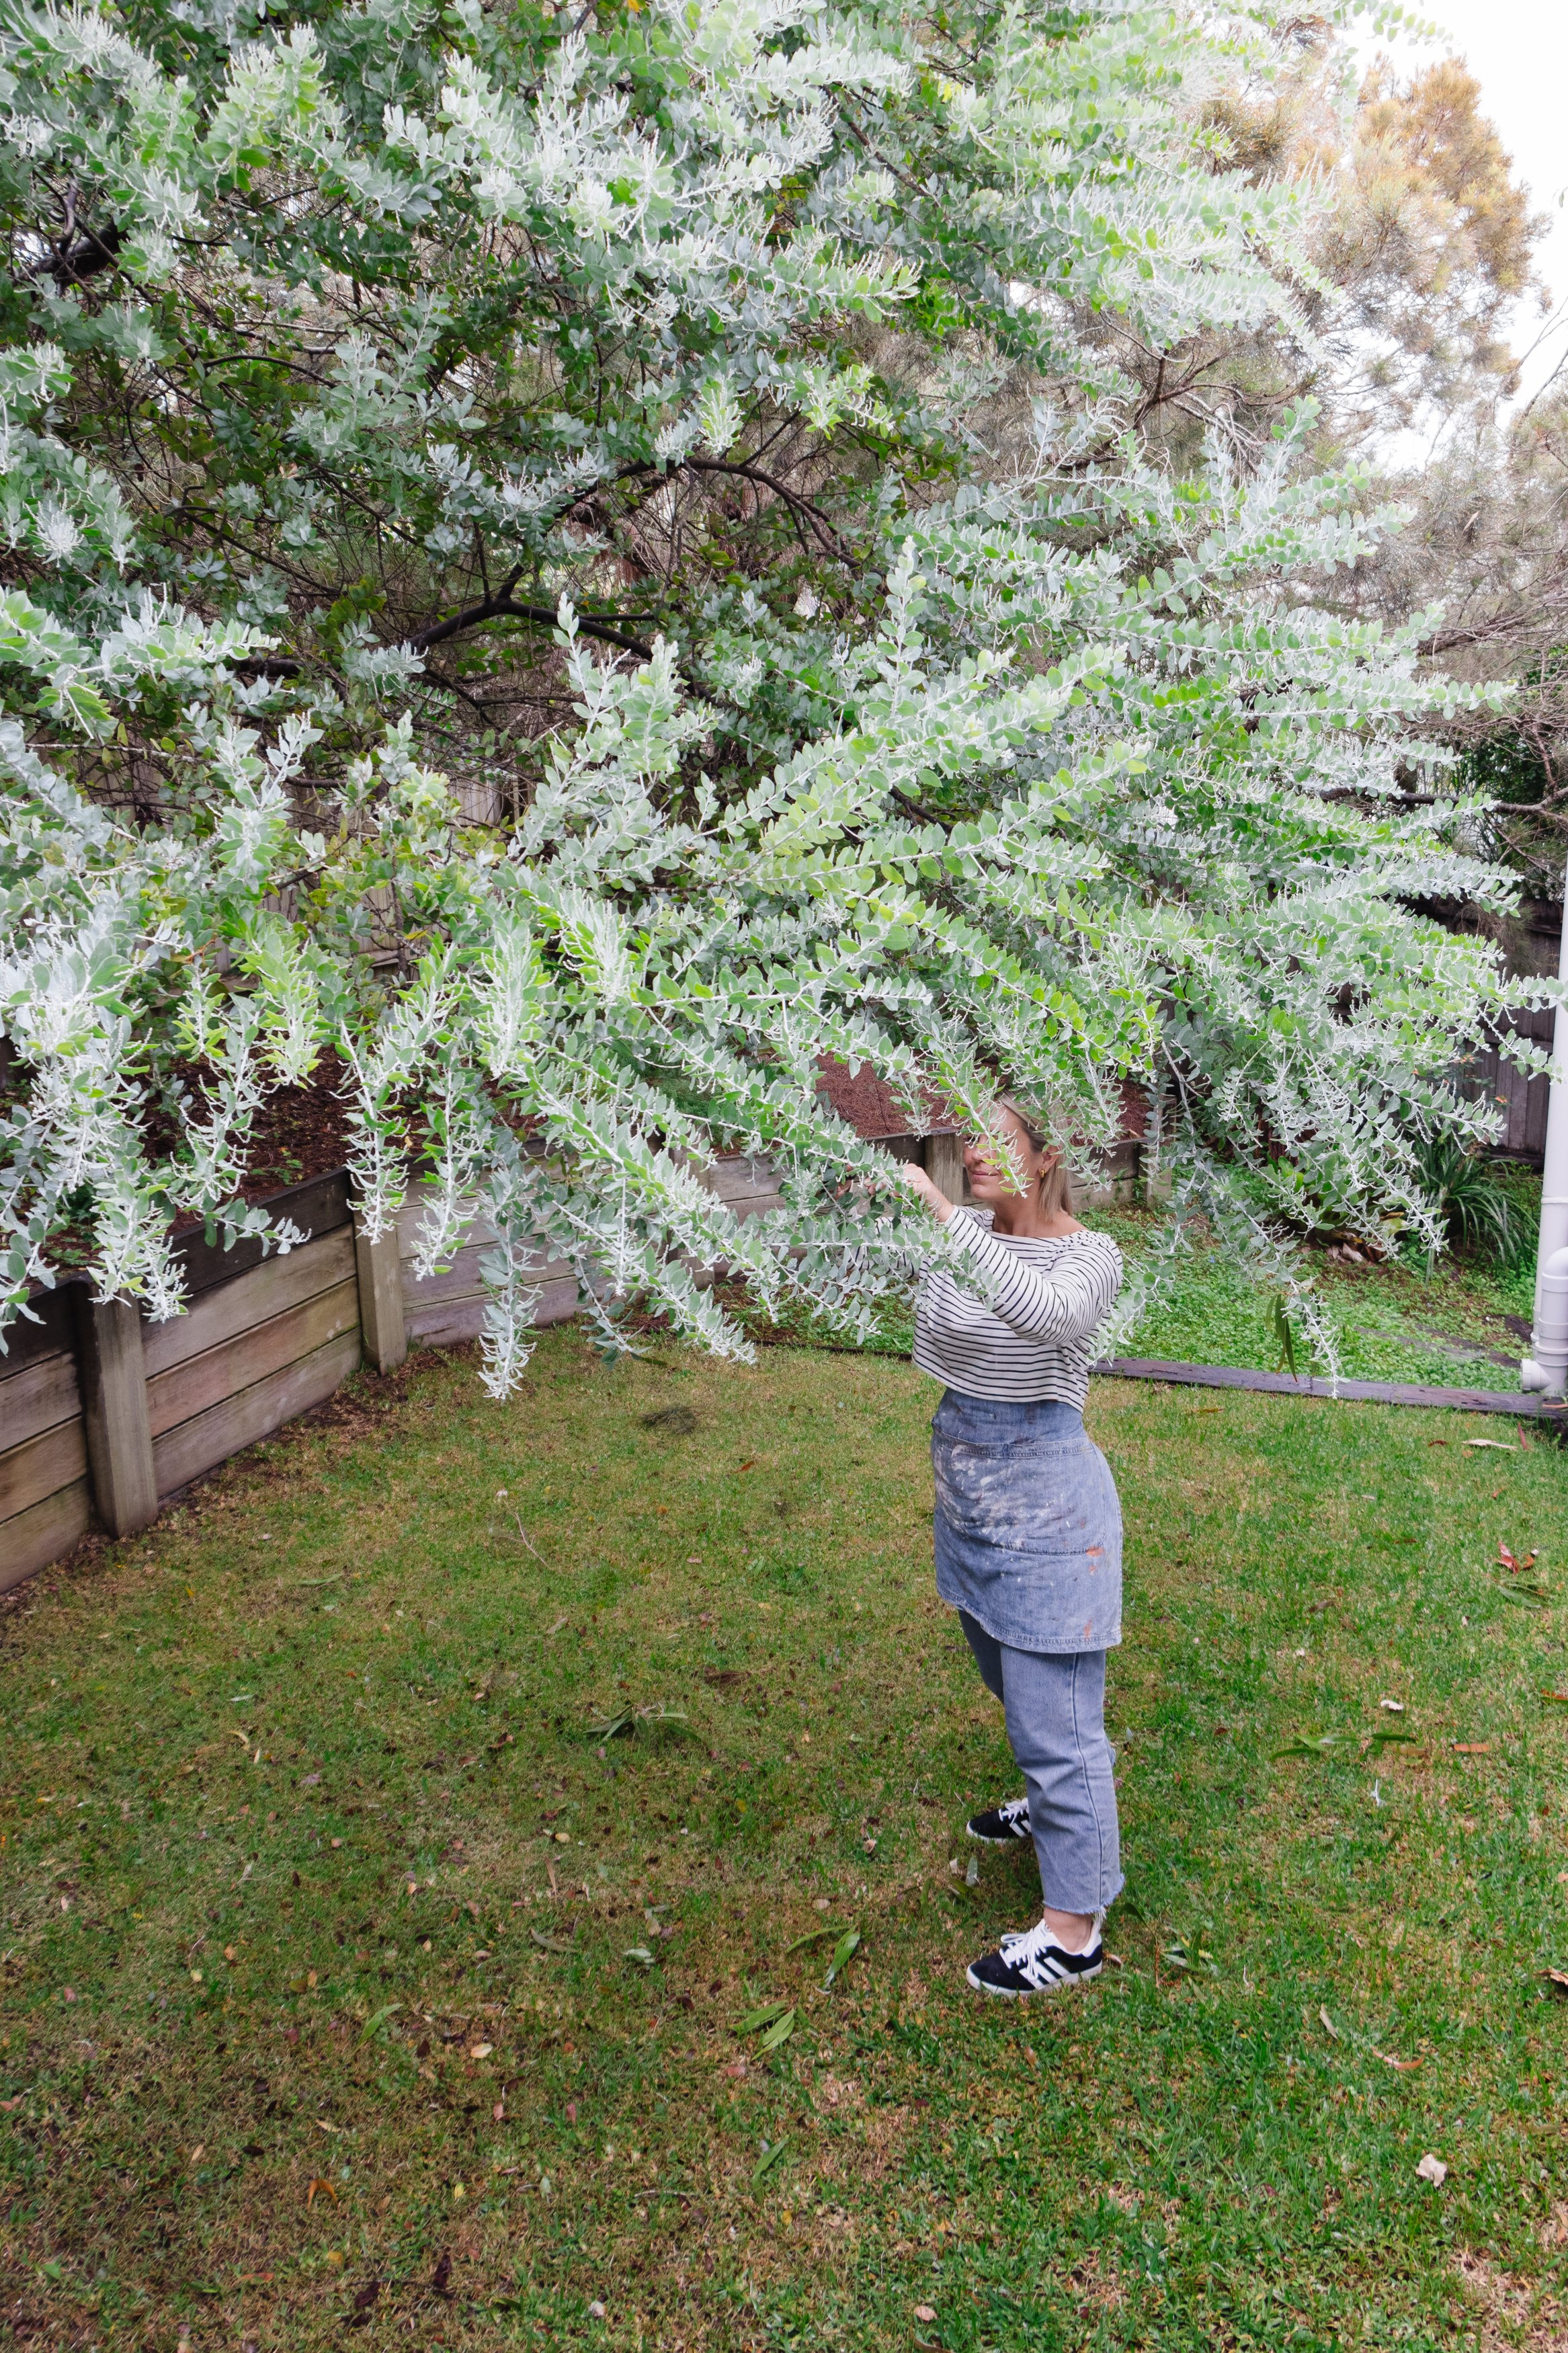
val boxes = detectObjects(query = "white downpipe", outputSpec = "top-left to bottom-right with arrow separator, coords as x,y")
1521,856 -> 1568,1398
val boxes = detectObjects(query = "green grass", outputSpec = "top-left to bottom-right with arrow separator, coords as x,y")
5,1332 -> 1568,2351
1094,1186 -> 1542,1394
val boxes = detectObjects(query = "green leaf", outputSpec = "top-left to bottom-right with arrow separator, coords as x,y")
757,2008 -> 797,2050
751,2137 -> 792,2188
782,1925 -> 837,1954
738,1999 -> 792,2032
823,1929 -> 862,1987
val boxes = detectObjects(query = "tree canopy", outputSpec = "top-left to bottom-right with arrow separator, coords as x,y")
0,0 -> 1551,1385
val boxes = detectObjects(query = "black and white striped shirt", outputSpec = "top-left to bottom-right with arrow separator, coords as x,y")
913,1211 -> 1123,1407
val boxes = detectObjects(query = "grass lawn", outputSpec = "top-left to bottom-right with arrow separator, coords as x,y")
1104,1198 -> 1542,1396
4,1331 -> 1568,2351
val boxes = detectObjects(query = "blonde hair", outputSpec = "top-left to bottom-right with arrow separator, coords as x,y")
997,1098 -> 1074,1215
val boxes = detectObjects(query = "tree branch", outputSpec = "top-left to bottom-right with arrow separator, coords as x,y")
680,455 -> 848,561
409,576 -> 653,659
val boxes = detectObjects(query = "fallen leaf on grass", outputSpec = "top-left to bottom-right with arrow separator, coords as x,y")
1415,2153 -> 1448,2185
1379,1699 -> 1406,1714
757,2009 -> 797,2050
1375,2050 -> 1423,2071
824,1929 -> 861,1989
359,2003 -> 401,2041
1318,2006 -> 1339,2040
1542,1692 -> 1568,1707
914,2308 -> 938,2325
1467,1439 -> 1518,1452
1542,1969 -> 1568,2001
305,2178 -> 338,2206
738,1999 -> 793,2033
1500,1542 -> 1540,1574
1452,1743 -> 1492,1755
751,2138 -> 791,2188
589,1704 -> 689,1741
782,1926 -> 837,1954
1368,1728 -> 1417,1749
623,1947 -> 655,1968
530,1929 -> 575,1954
964,1854 -> 979,1888
1271,1732 -> 1346,1760
468,2043 -> 493,2060
347,2280 -> 381,2327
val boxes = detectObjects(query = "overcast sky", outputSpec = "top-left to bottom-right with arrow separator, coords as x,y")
1352,0 -> 1568,416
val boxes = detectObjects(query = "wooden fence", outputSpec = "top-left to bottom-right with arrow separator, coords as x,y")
1461,1008 -> 1557,1161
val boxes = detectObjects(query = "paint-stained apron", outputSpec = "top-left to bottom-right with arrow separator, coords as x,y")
931,1391 -> 1122,1654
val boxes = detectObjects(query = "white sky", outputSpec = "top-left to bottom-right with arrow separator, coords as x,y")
1354,1 -> 1568,413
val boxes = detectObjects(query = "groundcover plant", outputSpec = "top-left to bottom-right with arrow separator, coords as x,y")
0,0 -> 1555,1386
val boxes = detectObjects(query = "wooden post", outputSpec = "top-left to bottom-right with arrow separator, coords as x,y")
925,1131 -> 966,1205
354,1211 -> 407,1375
75,1293 -> 157,1536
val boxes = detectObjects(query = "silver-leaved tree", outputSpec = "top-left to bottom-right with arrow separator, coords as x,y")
0,0 -> 1551,1388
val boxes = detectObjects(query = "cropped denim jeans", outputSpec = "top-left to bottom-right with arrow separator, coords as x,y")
959,1611 -> 1124,1915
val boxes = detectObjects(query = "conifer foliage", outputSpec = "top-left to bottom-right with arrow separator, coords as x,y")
0,0 -> 1544,1385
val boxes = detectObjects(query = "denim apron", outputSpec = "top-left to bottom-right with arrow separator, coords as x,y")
932,1392 -> 1122,1654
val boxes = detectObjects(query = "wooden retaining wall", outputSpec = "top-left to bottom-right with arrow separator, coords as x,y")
0,1288 -> 89,1597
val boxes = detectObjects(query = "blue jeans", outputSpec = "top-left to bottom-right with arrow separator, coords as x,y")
960,1609 -> 1123,1915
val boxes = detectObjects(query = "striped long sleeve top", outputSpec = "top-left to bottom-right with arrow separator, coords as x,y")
912,1209 -> 1123,1408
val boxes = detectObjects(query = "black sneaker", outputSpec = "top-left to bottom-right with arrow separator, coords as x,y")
966,1912 -> 1104,1999
966,1795 -> 1032,1845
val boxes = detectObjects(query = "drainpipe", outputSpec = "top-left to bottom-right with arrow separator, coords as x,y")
1521,858 -> 1568,1398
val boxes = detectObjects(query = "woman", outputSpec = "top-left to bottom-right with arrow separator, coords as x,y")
901,1103 -> 1124,1998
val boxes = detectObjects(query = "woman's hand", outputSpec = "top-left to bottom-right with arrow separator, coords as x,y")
899,1162 -> 956,1224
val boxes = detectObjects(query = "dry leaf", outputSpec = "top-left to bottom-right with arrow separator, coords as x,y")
1542,1969 -> 1568,2001
469,2042 -> 493,2060
1318,2005 -> 1339,2039
1452,1743 -> 1492,1755
306,2178 -> 339,2205
1375,2050 -> 1422,2071
914,2307 -> 938,2323
1415,2153 -> 1448,2186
